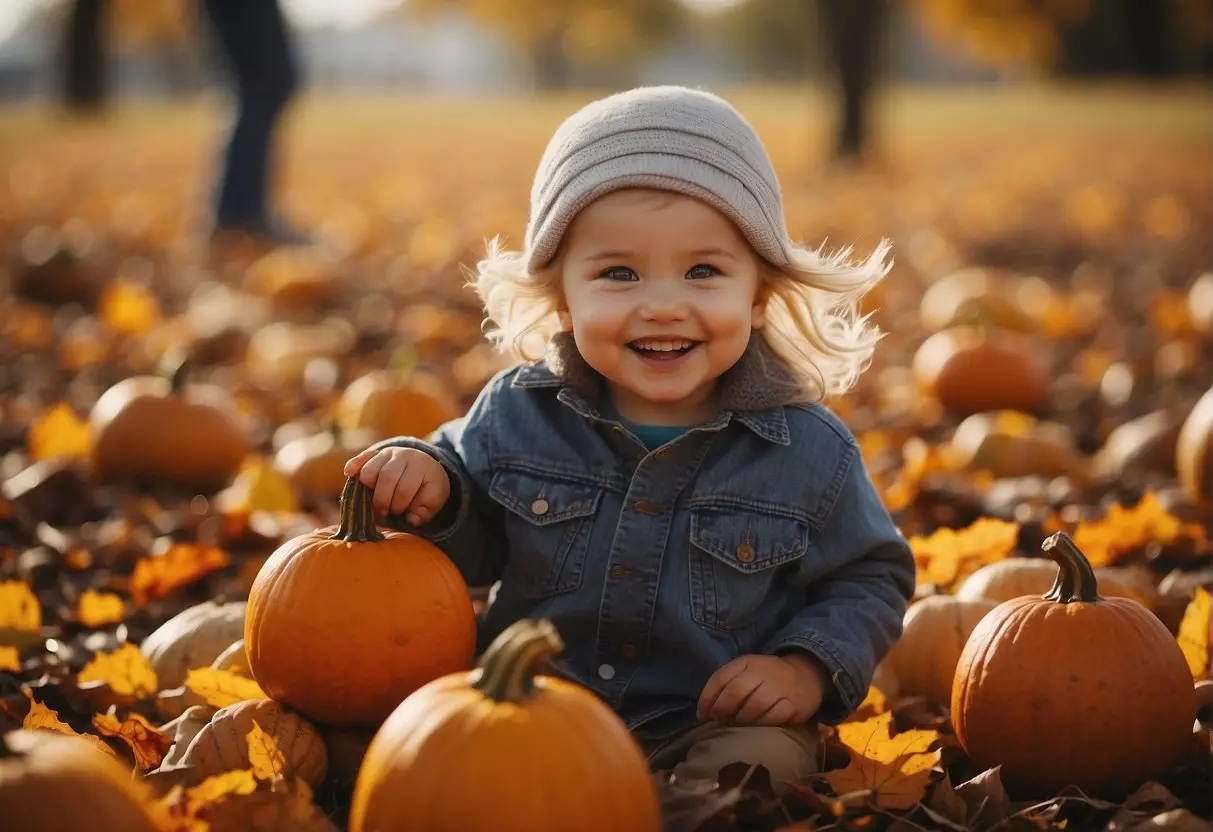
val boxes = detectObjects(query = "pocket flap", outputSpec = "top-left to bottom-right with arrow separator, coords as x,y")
690,507 -> 808,573
489,469 -> 602,526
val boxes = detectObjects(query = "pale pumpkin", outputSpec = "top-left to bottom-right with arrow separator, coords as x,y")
919,267 -> 1037,333
273,422 -> 378,498
946,411 -> 1085,481
1189,272 -> 1212,334
881,595 -> 997,705
0,729 -> 161,832
952,532 -> 1196,799
171,698 -> 327,787
211,638 -> 252,676
955,557 -> 1156,609
335,368 -> 458,442
912,326 -> 1050,416
1176,386 -> 1213,504
90,352 -> 250,492
244,477 -> 476,727
349,619 -> 662,832
158,704 -> 218,770
140,600 -> 247,688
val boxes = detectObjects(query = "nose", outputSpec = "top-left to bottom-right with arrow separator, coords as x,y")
637,283 -> 689,322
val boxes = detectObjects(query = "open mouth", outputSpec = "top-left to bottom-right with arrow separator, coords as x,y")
627,339 -> 702,360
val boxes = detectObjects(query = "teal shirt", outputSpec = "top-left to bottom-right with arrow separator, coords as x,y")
602,401 -> 689,451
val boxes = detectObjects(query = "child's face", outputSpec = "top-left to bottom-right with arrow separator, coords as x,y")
557,188 -> 767,426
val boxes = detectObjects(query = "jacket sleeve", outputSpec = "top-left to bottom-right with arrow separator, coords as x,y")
367,375 -> 507,589
762,444 -> 916,724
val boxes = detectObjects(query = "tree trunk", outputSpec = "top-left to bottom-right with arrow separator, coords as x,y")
532,31 -> 572,90
819,0 -> 888,160
60,0 -> 107,112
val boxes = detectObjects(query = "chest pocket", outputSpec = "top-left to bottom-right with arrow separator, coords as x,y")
488,468 -> 602,599
688,505 -> 809,631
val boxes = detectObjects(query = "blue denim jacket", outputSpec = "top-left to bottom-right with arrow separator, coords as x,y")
373,332 -> 915,742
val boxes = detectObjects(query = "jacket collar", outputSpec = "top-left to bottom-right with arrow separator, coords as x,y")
512,330 -> 805,445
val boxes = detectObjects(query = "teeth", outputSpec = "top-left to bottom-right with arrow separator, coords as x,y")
631,339 -> 695,352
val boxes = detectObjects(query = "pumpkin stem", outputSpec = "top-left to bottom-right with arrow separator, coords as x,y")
1040,531 -> 1102,603
331,477 -> 385,543
470,618 -> 564,703
157,348 -> 191,395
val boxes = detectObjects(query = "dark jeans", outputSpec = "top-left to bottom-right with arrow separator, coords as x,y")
200,0 -> 299,230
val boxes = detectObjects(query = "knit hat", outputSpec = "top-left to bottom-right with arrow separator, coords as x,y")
525,85 -> 793,273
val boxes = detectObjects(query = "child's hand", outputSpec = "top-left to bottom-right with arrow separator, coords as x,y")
696,653 -> 828,726
343,447 -> 450,526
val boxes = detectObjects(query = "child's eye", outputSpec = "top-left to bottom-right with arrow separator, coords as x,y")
599,267 -> 638,282
687,263 -> 721,280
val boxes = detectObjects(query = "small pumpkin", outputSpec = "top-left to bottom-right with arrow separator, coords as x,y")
274,422 -> 378,498
90,351 -> 250,492
912,326 -> 1050,416
1176,386 -> 1213,504
349,618 -> 662,832
170,698 -> 327,787
952,532 -> 1196,800
140,600 -> 247,689
335,360 -> 458,442
211,638 -> 252,676
955,557 -> 1157,609
243,247 -> 336,309
881,595 -> 997,705
946,410 -> 1086,481
0,729 -> 161,832
919,267 -> 1037,333
158,704 -> 218,771
244,476 -> 476,727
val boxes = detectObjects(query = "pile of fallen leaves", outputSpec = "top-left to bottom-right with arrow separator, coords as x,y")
1,90 -> 1212,830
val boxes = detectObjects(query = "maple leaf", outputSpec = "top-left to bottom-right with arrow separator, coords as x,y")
93,711 -> 174,771
27,402 -> 94,463
1071,491 -> 1206,567
820,712 -> 942,810
186,769 -> 259,815
0,645 -> 19,672
98,279 -> 161,335
247,719 -> 287,780
0,580 -> 41,631
77,643 -> 159,699
909,517 -> 1019,589
129,543 -> 231,605
1177,587 -> 1211,680
184,668 -> 267,709
77,588 -> 126,628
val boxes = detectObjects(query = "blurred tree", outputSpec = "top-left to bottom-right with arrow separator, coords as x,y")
820,0 -> 889,159
706,0 -> 821,81
406,0 -> 686,89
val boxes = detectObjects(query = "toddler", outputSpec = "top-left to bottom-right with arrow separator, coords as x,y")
345,86 -> 915,791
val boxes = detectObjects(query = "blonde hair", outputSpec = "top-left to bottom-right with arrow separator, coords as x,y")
469,235 -> 891,402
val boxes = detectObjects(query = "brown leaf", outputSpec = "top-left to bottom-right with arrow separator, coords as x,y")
130,543 -> 231,605
184,668 -> 267,709
246,719 -> 287,781
92,710 -> 174,771
27,402 -> 93,463
926,772 -> 968,828
954,766 -> 1013,827
77,643 -> 159,699
820,712 -> 942,810
1177,587 -> 1211,680
77,588 -> 126,628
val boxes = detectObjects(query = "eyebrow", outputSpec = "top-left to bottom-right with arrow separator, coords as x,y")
582,247 -> 738,262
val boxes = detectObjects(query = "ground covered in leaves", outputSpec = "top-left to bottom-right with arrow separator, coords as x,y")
0,86 -> 1211,831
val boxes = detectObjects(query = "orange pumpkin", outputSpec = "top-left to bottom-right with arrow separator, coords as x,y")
1176,386 -> 1213,504
273,422 -> 379,498
349,619 -> 662,832
336,367 -> 458,442
0,729 -> 161,832
244,477 -> 476,727
912,326 -> 1050,416
881,594 -> 997,705
89,352 -> 250,492
952,532 -> 1195,799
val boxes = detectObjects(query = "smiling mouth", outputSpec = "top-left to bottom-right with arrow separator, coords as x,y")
627,339 -> 702,359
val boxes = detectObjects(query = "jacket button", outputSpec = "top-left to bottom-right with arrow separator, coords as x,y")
620,644 -> 638,660
633,500 -> 665,516
610,565 -> 627,578
597,663 -> 616,680
736,543 -> 756,563
530,498 -> 550,516
611,425 -> 625,436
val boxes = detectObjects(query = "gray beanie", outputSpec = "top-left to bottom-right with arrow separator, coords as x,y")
525,85 -> 793,273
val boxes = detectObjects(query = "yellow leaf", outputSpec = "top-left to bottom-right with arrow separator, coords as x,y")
215,457 -> 298,516
77,589 -> 126,628
185,769 -> 258,814
909,518 -> 1019,589
27,402 -> 93,463
1177,587 -> 1212,680
0,645 -> 20,672
23,690 -> 76,734
856,684 -> 888,717
129,543 -> 230,605
184,668 -> 267,709
93,711 -> 174,771
77,643 -> 159,699
821,712 -> 942,810
246,720 -> 286,780
0,580 -> 41,632
1071,491 -> 1205,568
98,280 -> 160,335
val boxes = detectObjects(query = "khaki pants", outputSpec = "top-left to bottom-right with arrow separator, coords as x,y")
643,720 -> 819,794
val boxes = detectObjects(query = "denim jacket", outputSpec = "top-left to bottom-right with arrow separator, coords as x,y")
373,331 -> 915,742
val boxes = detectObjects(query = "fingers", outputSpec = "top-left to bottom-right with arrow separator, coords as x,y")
704,669 -> 763,723
409,467 -> 450,525
697,658 -> 750,722
734,684 -> 786,725
345,448 -> 450,526
750,698 -> 798,727
343,448 -> 380,478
